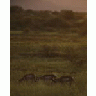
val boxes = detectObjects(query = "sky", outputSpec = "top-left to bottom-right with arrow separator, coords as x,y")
10,0 -> 87,12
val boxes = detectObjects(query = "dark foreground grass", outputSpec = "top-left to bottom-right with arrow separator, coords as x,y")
10,72 -> 86,96
10,57 -> 87,96
11,77 -> 86,96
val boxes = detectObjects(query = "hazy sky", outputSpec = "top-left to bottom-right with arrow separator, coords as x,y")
10,0 -> 87,12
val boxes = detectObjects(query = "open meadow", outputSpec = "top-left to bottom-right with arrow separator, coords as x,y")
10,31 -> 87,96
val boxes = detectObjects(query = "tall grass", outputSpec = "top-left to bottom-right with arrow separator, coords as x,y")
10,32 -> 87,96
11,79 -> 86,96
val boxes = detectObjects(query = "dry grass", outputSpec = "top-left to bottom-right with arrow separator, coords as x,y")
10,31 -> 87,96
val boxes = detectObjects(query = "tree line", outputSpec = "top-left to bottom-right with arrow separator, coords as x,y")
10,5 -> 87,35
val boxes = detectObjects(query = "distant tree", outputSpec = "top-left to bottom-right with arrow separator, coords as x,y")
10,6 -> 24,31
52,11 -> 59,15
38,10 -> 52,18
60,10 -> 74,20
10,5 -> 24,14
44,17 -> 70,28
24,9 -> 34,16
23,17 -> 33,27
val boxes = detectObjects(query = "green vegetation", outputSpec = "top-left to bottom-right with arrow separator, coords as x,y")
10,6 -> 87,36
10,5 -> 87,96
10,32 -> 87,96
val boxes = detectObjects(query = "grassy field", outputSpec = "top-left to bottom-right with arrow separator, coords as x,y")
10,31 -> 87,96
